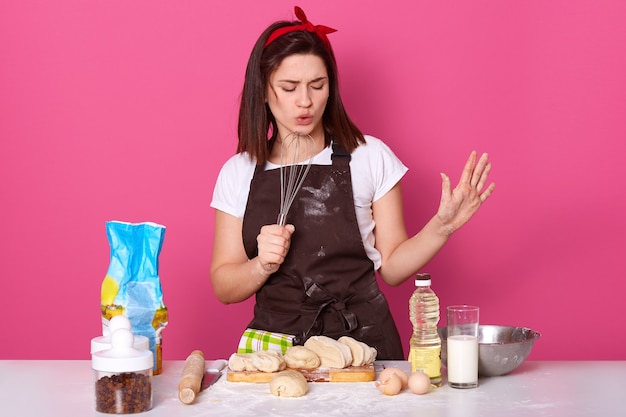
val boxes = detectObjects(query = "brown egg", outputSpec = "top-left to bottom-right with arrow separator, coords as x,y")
378,367 -> 409,389
408,371 -> 431,395
375,372 -> 403,396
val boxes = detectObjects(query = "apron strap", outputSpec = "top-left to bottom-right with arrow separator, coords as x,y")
331,142 -> 351,165
301,276 -> 379,339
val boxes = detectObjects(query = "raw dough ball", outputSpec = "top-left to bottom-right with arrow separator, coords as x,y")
251,350 -> 286,373
284,346 -> 321,370
270,370 -> 308,397
338,336 -> 377,366
304,336 -> 352,369
228,353 -> 257,372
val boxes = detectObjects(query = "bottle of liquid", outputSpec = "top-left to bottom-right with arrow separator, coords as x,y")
408,273 -> 442,385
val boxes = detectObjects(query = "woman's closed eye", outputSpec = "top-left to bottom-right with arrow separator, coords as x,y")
280,85 -> 324,92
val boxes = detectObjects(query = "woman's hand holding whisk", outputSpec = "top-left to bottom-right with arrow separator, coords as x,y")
436,151 -> 496,236
256,224 -> 295,275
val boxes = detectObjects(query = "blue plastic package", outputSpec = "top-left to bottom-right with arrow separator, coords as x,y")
101,221 -> 168,374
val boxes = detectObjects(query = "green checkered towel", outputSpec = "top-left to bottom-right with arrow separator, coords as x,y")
237,328 -> 294,355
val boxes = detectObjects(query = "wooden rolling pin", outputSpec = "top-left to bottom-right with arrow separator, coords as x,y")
178,350 -> 206,404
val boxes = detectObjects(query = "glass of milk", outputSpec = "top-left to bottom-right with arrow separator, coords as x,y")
446,305 -> 479,389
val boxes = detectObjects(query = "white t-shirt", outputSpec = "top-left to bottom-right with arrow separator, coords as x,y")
210,135 -> 408,270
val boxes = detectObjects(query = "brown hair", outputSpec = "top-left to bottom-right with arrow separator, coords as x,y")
237,20 -> 365,164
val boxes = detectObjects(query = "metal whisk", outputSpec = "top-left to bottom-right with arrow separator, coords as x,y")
277,132 -> 315,226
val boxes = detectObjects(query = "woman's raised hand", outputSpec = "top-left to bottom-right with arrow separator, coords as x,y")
436,151 -> 495,236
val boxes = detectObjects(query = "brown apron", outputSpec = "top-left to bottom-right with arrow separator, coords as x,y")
241,143 -> 404,360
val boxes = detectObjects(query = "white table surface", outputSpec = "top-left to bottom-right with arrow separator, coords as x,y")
0,360 -> 623,416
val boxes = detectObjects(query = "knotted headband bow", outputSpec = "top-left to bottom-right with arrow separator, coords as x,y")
265,6 -> 337,50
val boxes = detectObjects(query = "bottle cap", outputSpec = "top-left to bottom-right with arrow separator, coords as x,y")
92,328 -> 153,372
415,273 -> 432,287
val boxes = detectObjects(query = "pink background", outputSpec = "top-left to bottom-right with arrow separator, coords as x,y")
2,0 -> 625,361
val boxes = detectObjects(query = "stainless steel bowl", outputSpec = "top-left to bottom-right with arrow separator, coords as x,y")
438,325 -> 541,377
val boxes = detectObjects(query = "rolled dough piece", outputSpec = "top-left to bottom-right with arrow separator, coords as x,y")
270,370 -> 308,397
228,353 -> 257,372
283,346 -> 321,370
304,336 -> 352,369
251,350 -> 286,373
338,336 -> 377,366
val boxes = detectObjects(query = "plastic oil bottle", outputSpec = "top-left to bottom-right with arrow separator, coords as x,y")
408,273 -> 442,385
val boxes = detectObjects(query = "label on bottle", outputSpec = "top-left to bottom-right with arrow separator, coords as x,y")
408,346 -> 442,379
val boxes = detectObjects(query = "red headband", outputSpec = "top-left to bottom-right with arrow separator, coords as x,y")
265,6 -> 337,50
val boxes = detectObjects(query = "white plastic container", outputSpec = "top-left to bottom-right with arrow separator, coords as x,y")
92,328 -> 153,414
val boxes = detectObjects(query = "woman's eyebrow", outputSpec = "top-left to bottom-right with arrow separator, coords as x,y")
277,76 -> 328,84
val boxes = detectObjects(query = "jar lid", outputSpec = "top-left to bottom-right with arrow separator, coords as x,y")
415,273 -> 431,286
91,315 -> 150,354
92,328 -> 153,372
91,334 -> 150,354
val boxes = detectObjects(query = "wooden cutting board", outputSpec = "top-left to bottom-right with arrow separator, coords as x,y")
226,364 -> 377,383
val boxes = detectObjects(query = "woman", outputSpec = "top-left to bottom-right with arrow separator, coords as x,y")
210,7 -> 495,359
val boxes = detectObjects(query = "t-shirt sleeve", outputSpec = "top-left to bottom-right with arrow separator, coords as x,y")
369,136 -> 408,202
210,154 -> 255,219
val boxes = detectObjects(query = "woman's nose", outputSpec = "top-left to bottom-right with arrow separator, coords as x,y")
297,89 -> 312,107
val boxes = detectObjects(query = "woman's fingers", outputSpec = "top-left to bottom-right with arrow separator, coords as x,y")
438,151 -> 495,228
459,150 -> 478,186
257,224 -> 295,267
459,151 -> 493,195
471,153 -> 485,186
475,160 -> 492,192
440,172 -> 451,198
480,181 -> 496,202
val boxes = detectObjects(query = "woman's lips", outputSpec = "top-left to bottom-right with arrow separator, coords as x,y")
296,115 -> 313,125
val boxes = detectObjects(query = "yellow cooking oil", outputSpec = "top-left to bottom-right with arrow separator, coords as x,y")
408,273 -> 442,386
152,306 -> 169,375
